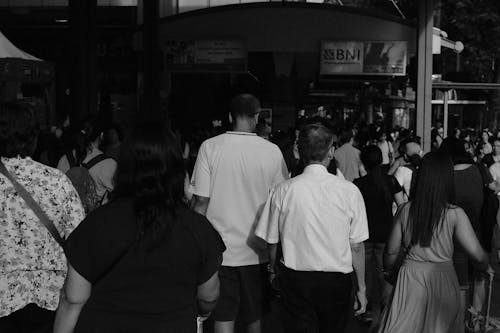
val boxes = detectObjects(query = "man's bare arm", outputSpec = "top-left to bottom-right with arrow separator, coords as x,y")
191,195 -> 210,216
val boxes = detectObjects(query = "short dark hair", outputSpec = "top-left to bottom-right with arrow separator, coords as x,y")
0,102 -> 39,158
339,128 -> 354,144
360,145 -> 383,171
230,94 -> 260,119
298,123 -> 333,164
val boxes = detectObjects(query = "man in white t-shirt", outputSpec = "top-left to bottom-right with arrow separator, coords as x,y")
255,123 -> 368,332
191,94 -> 289,333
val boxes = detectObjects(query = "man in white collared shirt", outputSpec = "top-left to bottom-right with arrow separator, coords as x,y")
191,94 -> 289,333
256,123 -> 368,333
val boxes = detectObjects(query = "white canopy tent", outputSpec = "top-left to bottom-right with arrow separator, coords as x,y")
0,29 -> 42,61
0,30 -> 55,129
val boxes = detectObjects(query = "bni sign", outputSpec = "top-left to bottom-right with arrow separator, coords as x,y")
320,41 -> 364,75
320,41 -> 407,76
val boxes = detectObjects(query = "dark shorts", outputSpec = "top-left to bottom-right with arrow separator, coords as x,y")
211,264 -> 270,323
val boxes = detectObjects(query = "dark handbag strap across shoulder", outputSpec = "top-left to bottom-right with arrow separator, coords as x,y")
0,160 -> 65,247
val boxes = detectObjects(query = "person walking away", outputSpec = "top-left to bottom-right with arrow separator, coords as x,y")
334,128 -> 366,182
439,137 -> 499,330
53,124 -> 225,333
353,146 -> 403,325
57,118 -> 117,205
256,123 -> 369,333
393,138 -> 422,201
0,102 -> 85,333
378,152 -> 492,333
377,132 -> 394,174
190,94 -> 289,333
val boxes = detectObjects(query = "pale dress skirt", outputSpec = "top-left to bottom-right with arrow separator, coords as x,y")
378,259 -> 464,333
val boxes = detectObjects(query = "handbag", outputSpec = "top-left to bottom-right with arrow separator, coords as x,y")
0,160 -> 65,247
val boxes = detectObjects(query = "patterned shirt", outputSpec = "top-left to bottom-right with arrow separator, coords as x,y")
0,157 -> 85,317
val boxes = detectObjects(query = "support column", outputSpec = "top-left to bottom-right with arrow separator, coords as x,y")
142,0 -> 161,121
69,0 -> 97,126
416,0 -> 434,152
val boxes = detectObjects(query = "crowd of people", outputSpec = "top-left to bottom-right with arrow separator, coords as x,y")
0,94 -> 498,333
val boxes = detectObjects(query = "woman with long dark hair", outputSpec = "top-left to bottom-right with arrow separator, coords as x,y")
54,124 -> 225,333
379,152 -> 491,333
353,146 -> 403,325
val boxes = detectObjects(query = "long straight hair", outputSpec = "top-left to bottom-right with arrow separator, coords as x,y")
114,124 -> 186,247
408,152 -> 455,247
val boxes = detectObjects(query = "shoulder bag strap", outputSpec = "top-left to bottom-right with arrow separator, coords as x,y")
0,160 -> 65,247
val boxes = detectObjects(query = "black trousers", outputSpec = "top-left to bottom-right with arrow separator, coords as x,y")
278,264 -> 353,333
0,304 -> 55,333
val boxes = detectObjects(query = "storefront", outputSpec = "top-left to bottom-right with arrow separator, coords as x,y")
145,3 -> 417,132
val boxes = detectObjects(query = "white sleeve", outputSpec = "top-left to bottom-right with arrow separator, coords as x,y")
349,187 -> 369,243
190,141 -> 211,198
272,150 -> 290,187
255,187 -> 281,244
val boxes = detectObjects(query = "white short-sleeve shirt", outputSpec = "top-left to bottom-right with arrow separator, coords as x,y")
190,132 -> 289,266
255,164 -> 369,273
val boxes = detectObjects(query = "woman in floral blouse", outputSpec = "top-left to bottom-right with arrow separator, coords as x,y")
0,102 -> 85,332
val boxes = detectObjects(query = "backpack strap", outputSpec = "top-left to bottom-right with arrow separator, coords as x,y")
0,160 -> 65,247
82,154 -> 109,170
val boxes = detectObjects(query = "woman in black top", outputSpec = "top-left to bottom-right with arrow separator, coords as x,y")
54,124 -> 225,333
353,145 -> 403,325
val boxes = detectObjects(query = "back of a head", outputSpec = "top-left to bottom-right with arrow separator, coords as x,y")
404,140 -> 421,157
439,137 -> 472,164
230,94 -> 260,120
360,145 -> 383,171
409,152 -> 455,247
298,123 -> 333,164
339,129 -> 353,145
115,123 -> 186,245
0,102 -> 39,158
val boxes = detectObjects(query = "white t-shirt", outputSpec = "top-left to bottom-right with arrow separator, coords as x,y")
394,165 -> 413,200
190,132 -> 289,267
255,164 -> 369,273
377,141 -> 394,165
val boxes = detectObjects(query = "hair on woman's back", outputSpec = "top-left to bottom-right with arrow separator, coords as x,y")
360,145 -> 392,204
114,123 -> 186,247
409,152 -> 455,247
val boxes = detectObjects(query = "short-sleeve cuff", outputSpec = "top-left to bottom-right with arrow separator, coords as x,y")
191,188 -> 210,198
349,234 -> 369,244
255,230 -> 279,244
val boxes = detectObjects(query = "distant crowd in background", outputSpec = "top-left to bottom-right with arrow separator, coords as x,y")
0,95 -> 499,333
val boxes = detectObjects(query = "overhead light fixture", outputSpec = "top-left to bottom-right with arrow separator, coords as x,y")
55,19 -> 69,23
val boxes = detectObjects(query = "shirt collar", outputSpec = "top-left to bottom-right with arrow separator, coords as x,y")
303,164 -> 328,175
226,131 -> 257,136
